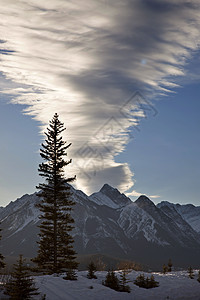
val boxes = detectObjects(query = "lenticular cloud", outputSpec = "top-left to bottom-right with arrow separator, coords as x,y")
0,0 -> 200,195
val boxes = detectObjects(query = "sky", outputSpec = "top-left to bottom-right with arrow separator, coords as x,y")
0,0 -> 200,207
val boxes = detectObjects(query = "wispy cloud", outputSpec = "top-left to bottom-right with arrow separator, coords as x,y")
0,0 -> 200,195
126,190 -> 160,199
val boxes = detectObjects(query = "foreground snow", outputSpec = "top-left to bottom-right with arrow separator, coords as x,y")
1,270 -> 200,299
32,270 -> 200,300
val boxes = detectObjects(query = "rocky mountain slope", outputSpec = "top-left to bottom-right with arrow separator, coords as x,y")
0,184 -> 200,268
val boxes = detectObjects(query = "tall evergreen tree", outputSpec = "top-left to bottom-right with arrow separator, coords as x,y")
0,227 -> 5,269
32,113 -> 78,275
4,254 -> 39,300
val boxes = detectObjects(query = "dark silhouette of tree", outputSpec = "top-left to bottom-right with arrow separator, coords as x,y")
134,274 -> 145,288
168,259 -> 172,272
103,270 -> 120,291
63,268 -> 77,281
149,275 -> 159,288
0,227 -> 5,269
87,261 -> 97,279
4,254 -> 39,299
197,270 -> 200,283
32,113 -> 78,276
163,264 -> 168,274
119,270 -> 130,293
134,273 -> 159,289
188,266 -> 194,279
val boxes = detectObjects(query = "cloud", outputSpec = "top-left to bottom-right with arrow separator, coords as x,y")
125,190 -> 160,199
0,0 -> 200,194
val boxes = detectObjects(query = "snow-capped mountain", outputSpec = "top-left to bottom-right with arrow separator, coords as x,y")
0,184 -> 200,268
89,184 -> 131,208
158,201 -> 200,234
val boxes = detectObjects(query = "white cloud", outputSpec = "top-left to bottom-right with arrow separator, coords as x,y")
0,0 -> 200,194
125,190 -> 160,199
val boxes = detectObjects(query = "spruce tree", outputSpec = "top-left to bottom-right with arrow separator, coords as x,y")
0,227 -> 5,269
4,254 -> 39,300
149,275 -> 159,288
87,261 -> 97,279
103,270 -> 120,291
163,264 -> 168,274
134,274 -> 159,289
32,113 -> 78,275
134,274 -> 145,288
168,259 -> 172,272
119,270 -> 130,293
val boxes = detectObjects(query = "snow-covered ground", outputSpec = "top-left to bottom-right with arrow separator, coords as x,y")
30,270 -> 200,300
1,270 -> 200,299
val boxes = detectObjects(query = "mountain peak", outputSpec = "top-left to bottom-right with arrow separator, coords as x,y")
89,184 -> 131,209
100,183 -> 115,193
135,195 -> 155,208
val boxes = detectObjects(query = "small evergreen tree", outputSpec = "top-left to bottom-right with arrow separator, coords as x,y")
168,259 -> 172,272
4,254 -> 39,300
149,275 -> 159,288
63,268 -> 77,281
197,270 -> 200,283
188,266 -> 194,279
146,276 -> 149,288
119,270 -> 130,293
134,274 -> 159,289
87,261 -> 97,279
0,227 -> 5,269
134,274 -> 145,288
103,270 -> 120,291
163,264 -> 168,274
32,113 -> 78,276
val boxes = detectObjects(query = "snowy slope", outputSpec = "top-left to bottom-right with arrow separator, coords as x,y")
0,193 -> 40,237
135,196 -> 200,248
2,270 -> 200,300
118,202 -> 169,246
158,201 -> 200,234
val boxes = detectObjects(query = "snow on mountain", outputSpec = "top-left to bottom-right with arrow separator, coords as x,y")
118,202 -> 169,246
89,184 -> 131,209
135,196 -> 200,248
158,201 -> 200,234
0,193 -> 40,236
174,203 -> 200,234
0,185 -> 200,268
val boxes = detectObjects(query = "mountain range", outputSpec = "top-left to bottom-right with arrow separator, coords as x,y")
0,184 -> 200,269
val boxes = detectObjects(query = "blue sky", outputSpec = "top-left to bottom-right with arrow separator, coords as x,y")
0,0 -> 200,206
117,82 -> 200,205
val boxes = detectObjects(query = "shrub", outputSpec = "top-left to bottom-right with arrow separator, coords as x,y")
134,273 -> 159,289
